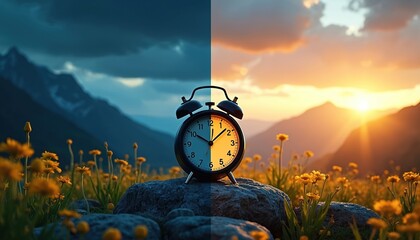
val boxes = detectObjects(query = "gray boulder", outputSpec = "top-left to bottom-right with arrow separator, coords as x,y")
324,202 -> 379,239
35,213 -> 160,240
114,177 -> 289,237
163,216 -> 273,240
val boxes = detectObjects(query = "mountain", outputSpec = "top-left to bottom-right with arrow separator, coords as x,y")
240,119 -> 274,138
0,76 -> 104,165
245,102 -> 388,164
0,47 -> 176,168
313,102 -> 420,175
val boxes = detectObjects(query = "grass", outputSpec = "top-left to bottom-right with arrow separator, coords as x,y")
0,122 -> 419,239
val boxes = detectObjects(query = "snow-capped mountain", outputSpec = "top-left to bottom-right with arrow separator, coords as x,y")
0,47 -> 176,168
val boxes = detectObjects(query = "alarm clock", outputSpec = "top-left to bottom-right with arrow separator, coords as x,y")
174,86 -> 245,184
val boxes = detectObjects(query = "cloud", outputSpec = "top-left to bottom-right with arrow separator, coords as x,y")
213,20 -> 420,91
350,0 -> 420,31
2,0 -> 210,56
211,0 -> 323,53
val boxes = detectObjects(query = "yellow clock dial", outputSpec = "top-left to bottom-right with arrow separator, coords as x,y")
182,114 -> 241,172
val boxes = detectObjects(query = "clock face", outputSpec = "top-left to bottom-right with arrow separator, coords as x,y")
178,111 -> 243,173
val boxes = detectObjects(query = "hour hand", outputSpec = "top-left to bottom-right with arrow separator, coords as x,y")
196,134 -> 209,143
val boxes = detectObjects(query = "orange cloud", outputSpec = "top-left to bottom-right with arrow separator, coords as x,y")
211,0 -> 322,53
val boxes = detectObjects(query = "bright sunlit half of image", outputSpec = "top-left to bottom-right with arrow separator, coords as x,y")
356,97 -> 370,113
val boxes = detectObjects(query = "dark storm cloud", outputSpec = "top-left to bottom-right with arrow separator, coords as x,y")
5,0 -> 210,56
0,0 -> 210,80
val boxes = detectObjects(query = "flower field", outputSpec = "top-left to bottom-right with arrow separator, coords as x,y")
0,123 -> 419,240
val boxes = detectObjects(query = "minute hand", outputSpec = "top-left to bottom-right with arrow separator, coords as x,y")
212,128 -> 226,142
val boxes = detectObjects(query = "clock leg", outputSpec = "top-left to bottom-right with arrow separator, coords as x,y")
185,171 -> 194,184
227,171 -> 238,185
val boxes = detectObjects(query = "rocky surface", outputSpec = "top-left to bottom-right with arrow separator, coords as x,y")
323,202 -> 379,239
163,216 -> 273,240
35,213 -> 160,240
114,177 -> 290,237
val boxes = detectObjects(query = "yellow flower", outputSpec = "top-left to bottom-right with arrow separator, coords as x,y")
103,227 -> 122,240
42,151 -> 59,161
336,177 -> 348,185
133,142 -> 138,149
0,138 -> 34,158
304,151 -> 314,158
367,218 -> 387,229
58,209 -> 82,219
276,134 -> 289,142
249,230 -> 270,240
79,150 -> 84,155
67,139 -> 73,145
29,158 -> 45,173
134,225 -> 148,240
295,173 -> 312,185
29,178 -> 60,198
169,166 -> 181,175
402,213 -> 419,225
136,157 -> 146,163
107,203 -> 115,210
77,221 -> 90,234
112,175 -> 118,181
370,175 -> 381,183
272,145 -> 280,152
348,162 -> 358,169
24,121 -> 32,133
403,171 -> 419,182
107,151 -> 113,157
114,159 -> 128,166
311,170 -> 326,182
57,176 -> 72,185
373,200 -> 402,217
300,236 -> 309,240
332,165 -> 342,172
387,232 -> 400,240
253,154 -> 262,161
76,166 -> 91,175
306,192 -> 320,201
396,222 -> 420,233
0,157 -> 23,181
89,149 -> 102,156
87,160 -> 96,167
45,160 -> 62,173
387,175 -> 401,183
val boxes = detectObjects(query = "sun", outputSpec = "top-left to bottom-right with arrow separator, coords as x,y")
356,97 -> 370,113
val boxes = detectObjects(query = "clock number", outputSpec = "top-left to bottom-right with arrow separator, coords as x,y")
219,159 -> 224,165
198,159 -> 203,167
198,123 -> 203,130
208,120 -> 213,126
219,121 -> 223,128
187,141 -> 192,147
190,131 -> 197,137
227,150 -> 231,156
191,152 -> 195,158
227,130 -> 231,136
230,140 -> 235,146
209,162 -> 213,169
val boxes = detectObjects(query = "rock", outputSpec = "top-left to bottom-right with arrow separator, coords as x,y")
114,177 -> 289,237
35,213 -> 160,240
166,208 -> 195,221
163,216 -> 274,240
69,199 -> 102,213
324,202 -> 379,239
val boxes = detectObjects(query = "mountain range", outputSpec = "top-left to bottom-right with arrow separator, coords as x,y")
0,47 -> 176,169
312,102 -> 420,174
245,102 -> 390,165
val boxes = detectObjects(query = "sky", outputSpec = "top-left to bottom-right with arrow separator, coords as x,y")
1,0 -> 420,131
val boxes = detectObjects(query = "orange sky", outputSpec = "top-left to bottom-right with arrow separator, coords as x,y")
211,0 -> 420,121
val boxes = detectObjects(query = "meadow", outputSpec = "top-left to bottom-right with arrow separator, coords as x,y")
0,123 -> 419,240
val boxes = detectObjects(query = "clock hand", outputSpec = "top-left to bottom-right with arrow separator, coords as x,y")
196,134 -> 209,143
212,128 -> 226,142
